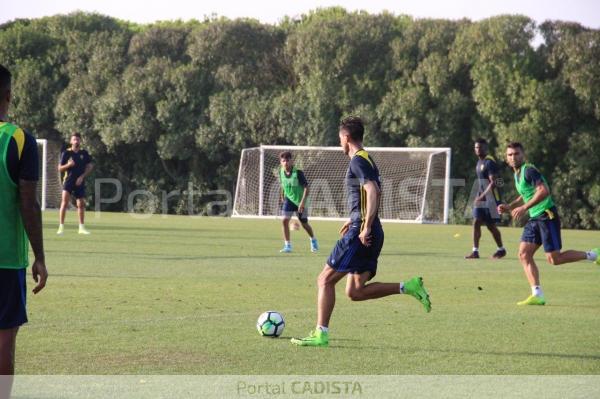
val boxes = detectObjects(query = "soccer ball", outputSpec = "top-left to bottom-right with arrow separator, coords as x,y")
290,220 -> 300,230
256,311 -> 285,337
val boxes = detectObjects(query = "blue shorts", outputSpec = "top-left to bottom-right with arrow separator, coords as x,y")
63,181 -> 86,199
473,201 -> 500,223
521,209 -> 562,253
327,221 -> 384,280
281,198 -> 308,223
0,268 -> 28,329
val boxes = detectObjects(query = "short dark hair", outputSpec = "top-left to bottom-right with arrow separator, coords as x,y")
0,64 -> 11,96
71,132 -> 82,139
339,116 -> 364,142
279,151 -> 292,160
507,142 -> 524,151
475,138 -> 488,145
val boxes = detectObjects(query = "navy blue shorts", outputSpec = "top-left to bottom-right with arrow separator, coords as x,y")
327,222 -> 384,280
281,198 -> 308,223
0,268 -> 28,329
521,209 -> 562,253
473,202 -> 500,223
63,181 -> 86,199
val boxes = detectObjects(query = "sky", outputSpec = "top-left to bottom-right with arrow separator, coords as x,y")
2,0 -> 599,28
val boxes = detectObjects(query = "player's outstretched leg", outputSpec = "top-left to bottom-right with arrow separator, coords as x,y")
403,277 -> 432,312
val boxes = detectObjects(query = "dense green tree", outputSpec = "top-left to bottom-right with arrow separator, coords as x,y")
0,10 -> 597,226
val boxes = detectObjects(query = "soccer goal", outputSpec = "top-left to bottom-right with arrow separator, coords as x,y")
233,145 -> 451,224
36,139 -> 63,210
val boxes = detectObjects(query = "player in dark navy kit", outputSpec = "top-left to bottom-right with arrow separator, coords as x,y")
0,64 -> 48,398
57,133 -> 93,235
291,116 -> 431,347
465,138 -> 506,259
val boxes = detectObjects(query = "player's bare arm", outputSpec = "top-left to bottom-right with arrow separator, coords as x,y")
359,180 -> 380,247
18,179 -> 47,294
76,162 -> 94,186
477,173 -> 497,202
58,158 -> 74,173
511,182 -> 549,221
498,196 -> 523,214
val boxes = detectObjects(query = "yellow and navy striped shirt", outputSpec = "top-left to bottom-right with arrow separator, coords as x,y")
0,121 -> 39,184
476,155 -> 501,203
346,149 -> 381,225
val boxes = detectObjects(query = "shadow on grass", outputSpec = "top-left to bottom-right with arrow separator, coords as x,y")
45,249 -> 288,261
49,273 -> 160,280
334,344 -> 600,361
430,348 -> 600,361
49,224 -> 279,241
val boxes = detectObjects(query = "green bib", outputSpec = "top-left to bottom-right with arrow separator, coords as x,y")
0,122 -> 29,269
514,163 -> 554,218
279,167 -> 304,206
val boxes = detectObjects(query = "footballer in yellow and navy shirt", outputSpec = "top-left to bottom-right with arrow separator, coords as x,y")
60,133 -> 92,199
0,120 -> 39,329
327,148 -> 383,280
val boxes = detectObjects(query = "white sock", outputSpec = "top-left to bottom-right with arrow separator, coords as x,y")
399,282 -> 405,294
79,224 -> 85,229
59,224 -> 64,227
317,325 -> 328,333
531,286 -> 544,297
285,241 -> 291,246
497,247 -> 505,251
586,251 -> 598,261
473,247 -> 479,252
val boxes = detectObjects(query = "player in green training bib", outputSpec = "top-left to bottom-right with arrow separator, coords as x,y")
498,142 -> 599,306
0,64 -> 48,398
278,151 -> 318,253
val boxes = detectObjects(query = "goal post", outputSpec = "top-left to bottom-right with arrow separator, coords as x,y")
36,139 -> 63,210
233,145 -> 451,224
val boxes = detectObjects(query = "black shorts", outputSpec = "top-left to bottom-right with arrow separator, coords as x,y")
0,268 -> 28,329
327,221 -> 384,280
473,201 -> 501,223
521,209 -> 562,253
63,181 -> 86,199
281,198 -> 308,223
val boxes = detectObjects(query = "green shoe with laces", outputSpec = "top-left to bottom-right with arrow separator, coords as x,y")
291,329 -> 329,347
403,277 -> 432,313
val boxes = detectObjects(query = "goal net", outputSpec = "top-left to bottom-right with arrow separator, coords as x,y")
36,139 -> 63,210
233,145 -> 451,223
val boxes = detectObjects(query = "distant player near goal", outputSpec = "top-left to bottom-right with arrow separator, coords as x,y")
278,151 -> 319,253
291,116 -> 431,347
498,142 -> 599,306
465,138 -> 506,259
57,133 -> 93,235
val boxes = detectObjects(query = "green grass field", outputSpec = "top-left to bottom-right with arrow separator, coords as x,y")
17,211 -> 600,374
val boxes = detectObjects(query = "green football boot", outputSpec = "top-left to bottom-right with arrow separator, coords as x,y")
517,295 -> 546,306
591,248 -> 600,266
403,277 -> 432,313
291,329 -> 329,347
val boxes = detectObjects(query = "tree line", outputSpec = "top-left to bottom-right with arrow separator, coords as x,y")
1,8 -> 598,228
